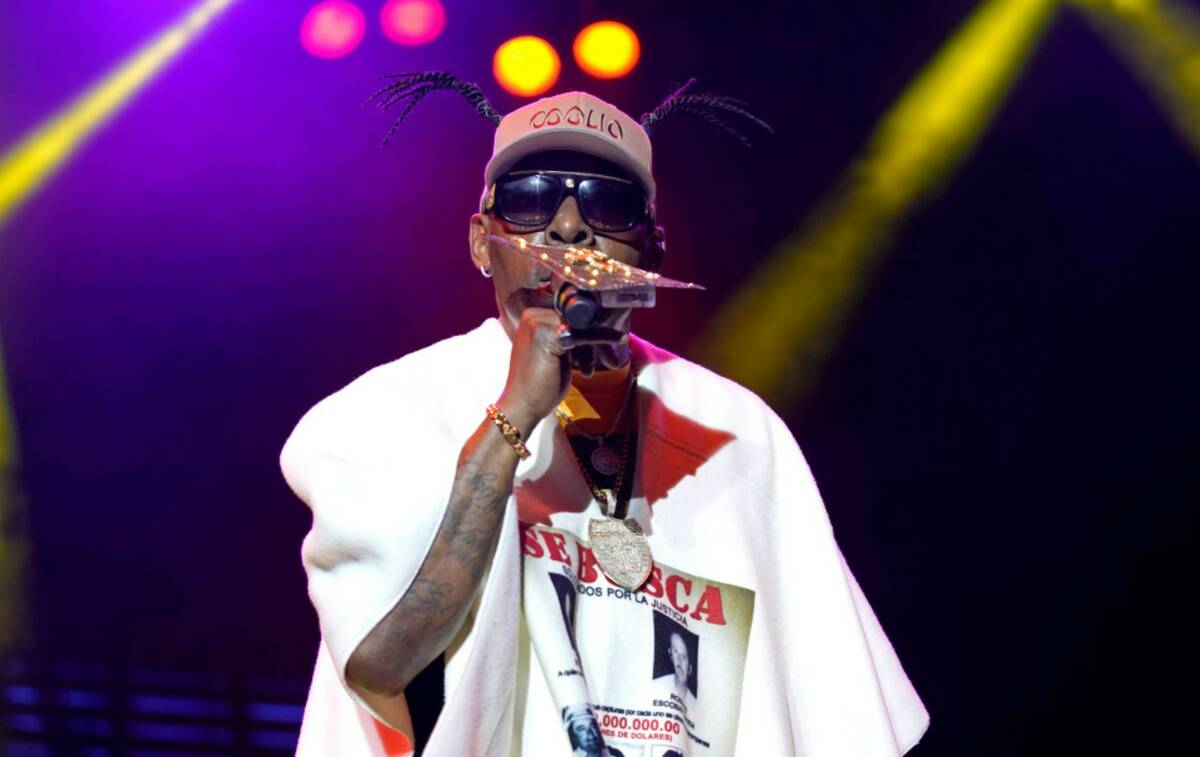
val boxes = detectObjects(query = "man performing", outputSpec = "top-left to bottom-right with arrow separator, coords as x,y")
281,73 -> 929,756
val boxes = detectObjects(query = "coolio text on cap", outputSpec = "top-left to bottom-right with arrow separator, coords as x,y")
529,106 -> 624,140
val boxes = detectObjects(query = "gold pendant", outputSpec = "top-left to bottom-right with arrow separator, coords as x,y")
588,517 -> 653,592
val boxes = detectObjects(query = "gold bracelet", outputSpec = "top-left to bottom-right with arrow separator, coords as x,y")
486,404 -> 531,460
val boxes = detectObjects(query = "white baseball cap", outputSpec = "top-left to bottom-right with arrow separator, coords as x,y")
483,91 -> 656,202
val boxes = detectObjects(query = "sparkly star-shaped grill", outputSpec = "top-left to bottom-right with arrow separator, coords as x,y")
487,235 -> 704,292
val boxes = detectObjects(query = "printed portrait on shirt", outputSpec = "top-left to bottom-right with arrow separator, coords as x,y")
651,610 -> 699,709
562,703 -> 626,757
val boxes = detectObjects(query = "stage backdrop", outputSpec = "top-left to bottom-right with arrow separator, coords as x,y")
0,0 -> 1196,754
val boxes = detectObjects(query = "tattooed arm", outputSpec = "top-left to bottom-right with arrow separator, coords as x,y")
344,416 -> 523,698
344,308 -> 576,698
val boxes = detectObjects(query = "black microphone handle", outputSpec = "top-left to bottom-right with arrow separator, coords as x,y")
555,284 -> 602,330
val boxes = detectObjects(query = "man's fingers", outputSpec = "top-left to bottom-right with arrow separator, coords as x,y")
557,326 -> 625,350
547,323 -> 573,355
556,325 -> 576,351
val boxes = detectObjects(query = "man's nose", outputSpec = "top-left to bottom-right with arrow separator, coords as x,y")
546,196 -> 593,246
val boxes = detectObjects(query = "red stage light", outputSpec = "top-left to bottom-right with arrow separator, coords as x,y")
300,0 -> 366,59
381,0 -> 446,46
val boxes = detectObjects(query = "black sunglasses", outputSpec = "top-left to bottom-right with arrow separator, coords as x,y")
487,171 -> 648,233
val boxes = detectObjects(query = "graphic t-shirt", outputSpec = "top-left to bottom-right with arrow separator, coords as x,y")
521,518 -> 755,757
519,367 -> 755,757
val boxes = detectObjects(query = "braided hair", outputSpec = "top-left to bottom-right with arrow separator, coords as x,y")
639,78 -> 773,147
366,71 -> 502,145
369,72 -> 771,149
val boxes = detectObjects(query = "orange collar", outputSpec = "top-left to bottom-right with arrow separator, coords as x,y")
556,362 -> 633,430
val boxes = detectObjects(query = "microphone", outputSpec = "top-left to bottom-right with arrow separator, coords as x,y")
554,281 -> 657,331
555,284 -> 602,330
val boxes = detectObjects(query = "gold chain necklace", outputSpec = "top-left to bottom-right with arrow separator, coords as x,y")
566,352 -> 653,591
571,365 -> 638,480
567,360 -> 637,518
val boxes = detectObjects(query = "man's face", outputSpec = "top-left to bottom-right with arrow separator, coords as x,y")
570,714 -> 603,753
669,632 -> 691,690
470,151 -> 663,370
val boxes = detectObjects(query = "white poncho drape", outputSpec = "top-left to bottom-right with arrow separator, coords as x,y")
280,319 -> 930,756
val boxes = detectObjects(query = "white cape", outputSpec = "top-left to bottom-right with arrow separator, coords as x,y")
281,319 -> 929,756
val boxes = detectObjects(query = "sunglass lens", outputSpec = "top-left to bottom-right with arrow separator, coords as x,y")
497,175 -> 561,227
578,179 -> 645,231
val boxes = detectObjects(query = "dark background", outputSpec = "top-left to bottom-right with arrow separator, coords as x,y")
1,0 -> 1196,753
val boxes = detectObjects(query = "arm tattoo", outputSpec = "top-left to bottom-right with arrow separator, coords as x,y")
349,420 -> 519,694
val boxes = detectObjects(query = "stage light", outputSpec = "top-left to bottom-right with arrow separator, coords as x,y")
574,21 -> 640,79
0,336 -> 24,653
1070,0 -> 1200,159
0,0 -> 240,227
381,0 -> 445,46
300,0 -> 366,59
0,0 -> 240,661
493,36 -> 561,97
697,0 -> 1057,409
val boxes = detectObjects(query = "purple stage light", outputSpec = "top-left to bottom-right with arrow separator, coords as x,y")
380,0 -> 446,46
300,0 -> 366,59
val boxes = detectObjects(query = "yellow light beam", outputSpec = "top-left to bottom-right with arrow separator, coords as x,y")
0,0 -> 241,226
1069,0 -> 1200,157
696,0 -> 1060,410
0,0 -> 240,653
0,335 -> 27,653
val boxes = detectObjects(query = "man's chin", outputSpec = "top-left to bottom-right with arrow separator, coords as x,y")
498,288 -> 552,334
511,286 -> 554,313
